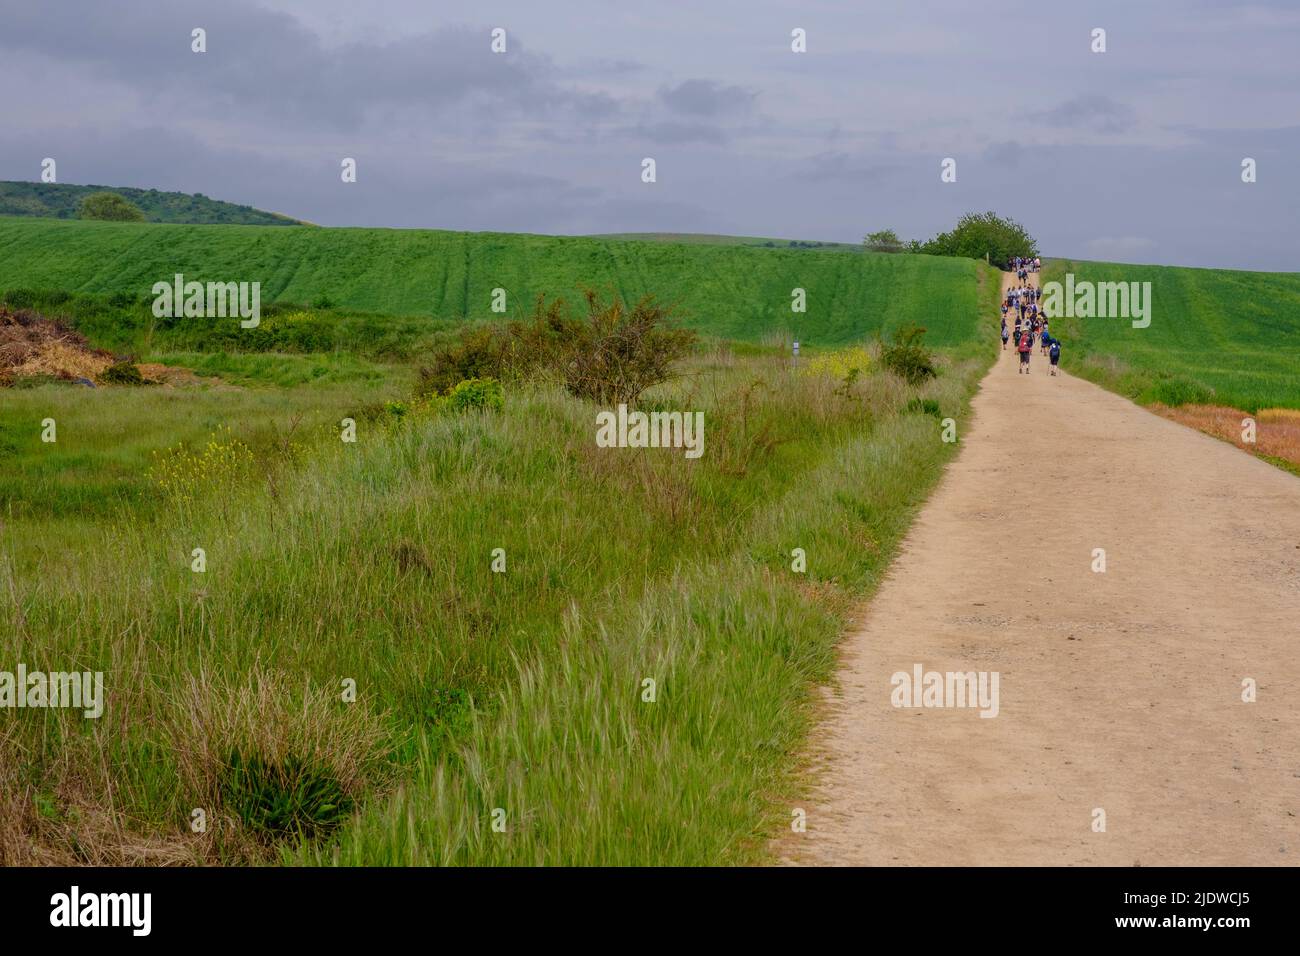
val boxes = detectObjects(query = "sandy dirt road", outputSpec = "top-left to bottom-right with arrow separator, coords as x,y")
783,272 -> 1300,866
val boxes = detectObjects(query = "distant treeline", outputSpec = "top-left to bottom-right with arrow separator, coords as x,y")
0,181 -> 303,226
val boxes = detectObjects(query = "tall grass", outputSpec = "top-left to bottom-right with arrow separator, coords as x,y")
1,264 -> 1001,864
0,378 -> 400,572
1,339 -> 990,864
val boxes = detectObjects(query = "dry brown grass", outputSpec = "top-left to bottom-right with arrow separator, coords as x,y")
11,340 -> 114,380
1,306 -> 115,383
0,306 -> 202,386
0,722 -> 201,866
1152,403 -> 1300,468
136,363 -> 202,385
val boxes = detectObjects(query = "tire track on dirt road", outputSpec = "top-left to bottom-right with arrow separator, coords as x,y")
782,270 -> 1300,865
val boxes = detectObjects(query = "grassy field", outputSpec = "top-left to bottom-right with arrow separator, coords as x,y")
0,226 -> 1002,863
1045,258 -> 1300,412
0,217 -> 988,347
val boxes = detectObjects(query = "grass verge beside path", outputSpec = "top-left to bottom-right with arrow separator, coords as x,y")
2,269 -> 1001,865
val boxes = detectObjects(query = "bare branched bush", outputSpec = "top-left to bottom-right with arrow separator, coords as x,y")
562,290 -> 696,405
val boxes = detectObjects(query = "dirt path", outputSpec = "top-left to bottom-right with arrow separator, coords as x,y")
783,271 -> 1300,866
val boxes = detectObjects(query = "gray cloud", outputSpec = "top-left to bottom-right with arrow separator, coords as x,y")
626,121 -> 729,145
0,0 -> 618,131
1031,96 -> 1138,135
658,79 -> 756,117
798,152 -> 908,184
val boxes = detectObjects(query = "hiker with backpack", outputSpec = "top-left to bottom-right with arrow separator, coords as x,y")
1049,338 -> 1061,376
1017,329 -> 1032,374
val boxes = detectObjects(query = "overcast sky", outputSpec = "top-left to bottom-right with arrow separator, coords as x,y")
1,0 -> 1297,270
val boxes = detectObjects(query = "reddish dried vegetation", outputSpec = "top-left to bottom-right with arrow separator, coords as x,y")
1152,403 -> 1300,469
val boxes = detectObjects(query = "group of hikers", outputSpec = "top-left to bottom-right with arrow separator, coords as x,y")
1000,269 -> 1061,376
1006,255 -> 1042,279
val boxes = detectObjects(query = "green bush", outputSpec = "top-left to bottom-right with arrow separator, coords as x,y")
78,191 -> 146,222
564,290 -> 697,404
447,377 -> 504,413
881,325 -> 937,384
417,325 -> 519,397
98,360 -> 146,385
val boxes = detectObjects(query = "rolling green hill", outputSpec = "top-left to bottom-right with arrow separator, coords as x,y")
0,181 -> 303,226
0,217 -> 992,347
1044,259 -> 1300,411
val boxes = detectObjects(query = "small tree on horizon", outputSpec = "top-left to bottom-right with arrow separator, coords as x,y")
863,228 -> 906,253
915,211 -> 1038,263
78,191 -> 146,222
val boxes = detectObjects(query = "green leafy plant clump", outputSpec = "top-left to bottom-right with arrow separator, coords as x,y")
447,377 -> 504,412
222,751 -> 354,840
98,359 -> 147,385
904,397 -> 943,417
